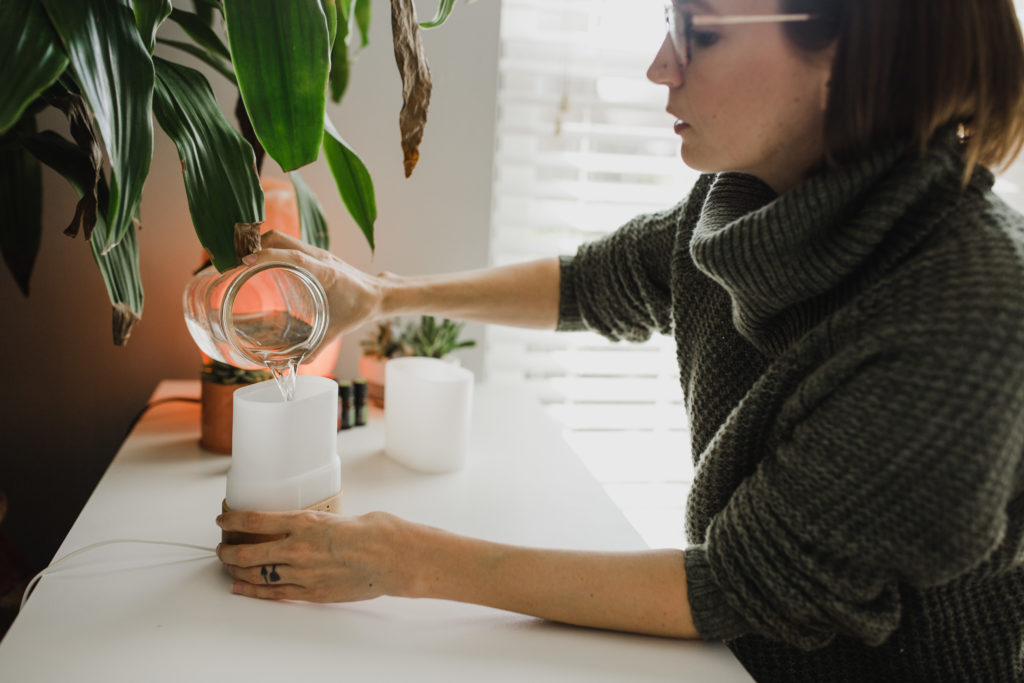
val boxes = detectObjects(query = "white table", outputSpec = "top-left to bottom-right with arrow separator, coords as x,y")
0,380 -> 751,682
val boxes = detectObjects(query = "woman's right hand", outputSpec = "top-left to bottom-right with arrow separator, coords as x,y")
242,230 -> 388,345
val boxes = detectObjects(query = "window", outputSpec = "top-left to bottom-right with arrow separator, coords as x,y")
487,0 -> 1024,549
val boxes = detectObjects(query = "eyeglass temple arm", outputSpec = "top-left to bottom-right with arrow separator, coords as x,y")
689,14 -> 815,27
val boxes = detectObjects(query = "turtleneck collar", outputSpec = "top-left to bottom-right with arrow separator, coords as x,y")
687,130 -> 993,355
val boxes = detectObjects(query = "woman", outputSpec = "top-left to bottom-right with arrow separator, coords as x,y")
217,0 -> 1024,679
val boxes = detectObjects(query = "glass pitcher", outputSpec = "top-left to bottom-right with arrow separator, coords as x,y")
183,261 -> 329,372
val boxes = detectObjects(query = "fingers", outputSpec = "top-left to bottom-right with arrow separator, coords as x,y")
259,248 -> 320,273
231,580 -> 307,601
218,510 -> 297,537
224,562 -> 293,586
259,229 -> 304,248
240,230 -> 331,270
243,245 -> 322,271
260,229 -> 328,259
216,511 -> 297,567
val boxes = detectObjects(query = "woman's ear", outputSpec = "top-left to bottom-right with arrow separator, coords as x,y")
818,44 -> 838,111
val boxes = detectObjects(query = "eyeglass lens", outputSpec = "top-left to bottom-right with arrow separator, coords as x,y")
664,3 -> 692,66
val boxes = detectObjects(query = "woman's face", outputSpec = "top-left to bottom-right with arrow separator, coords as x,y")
648,0 -> 835,193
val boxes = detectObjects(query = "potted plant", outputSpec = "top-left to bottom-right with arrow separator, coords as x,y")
199,359 -> 271,454
400,314 -> 477,360
0,0 -> 470,345
358,315 -> 475,406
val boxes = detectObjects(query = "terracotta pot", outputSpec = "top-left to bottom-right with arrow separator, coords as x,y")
200,380 -> 249,454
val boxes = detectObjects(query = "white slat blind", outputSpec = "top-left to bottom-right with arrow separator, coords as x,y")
486,0 -> 699,548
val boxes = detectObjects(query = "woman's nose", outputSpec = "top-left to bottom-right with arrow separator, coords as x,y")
646,33 -> 684,88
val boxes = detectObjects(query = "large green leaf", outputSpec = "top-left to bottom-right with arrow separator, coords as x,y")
0,0 -> 69,134
152,57 -> 263,272
169,8 -> 230,61
290,171 -> 329,250
0,123 -> 42,296
323,116 -> 376,251
156,38 -> 236,84
133,0 -> 173,52
223,0 -> 329,171
20,128 -> 143,344
41,0 -> 155,254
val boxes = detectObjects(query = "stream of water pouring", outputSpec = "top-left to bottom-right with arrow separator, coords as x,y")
265,357 -> 300,401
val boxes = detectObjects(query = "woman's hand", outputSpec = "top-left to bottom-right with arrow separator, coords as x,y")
216,510 -> 412,602
243,230 -> 390,344
216,508 -> 698,638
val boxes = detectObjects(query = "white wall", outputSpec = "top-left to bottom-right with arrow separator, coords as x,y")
0,0 -> 501,567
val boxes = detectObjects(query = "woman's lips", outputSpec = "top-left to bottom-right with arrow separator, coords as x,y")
674,120 -> 690,134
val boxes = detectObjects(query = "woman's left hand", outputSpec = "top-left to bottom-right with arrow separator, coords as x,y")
216,510 -> 411,602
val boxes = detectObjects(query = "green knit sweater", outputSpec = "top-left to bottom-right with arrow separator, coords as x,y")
557,130 -> 1024,682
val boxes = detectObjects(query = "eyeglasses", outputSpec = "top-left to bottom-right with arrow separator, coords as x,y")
664,2 -> 817,68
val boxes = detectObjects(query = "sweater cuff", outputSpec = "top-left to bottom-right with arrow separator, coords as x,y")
556,254 -> 585,331
685,546 -> 752,641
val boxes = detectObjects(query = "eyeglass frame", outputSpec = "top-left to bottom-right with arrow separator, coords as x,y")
664,2 -> 818,68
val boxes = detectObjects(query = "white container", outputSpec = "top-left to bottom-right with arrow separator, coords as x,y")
226,375 -> 341,510
385,357 -> 474,473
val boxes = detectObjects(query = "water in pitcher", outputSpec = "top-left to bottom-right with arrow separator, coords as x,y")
183,262 -> 329,403
233,311 -> 315,401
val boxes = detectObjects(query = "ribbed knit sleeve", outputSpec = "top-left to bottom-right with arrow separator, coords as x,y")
556,202 -> 685,341
686,327 -> 1024,648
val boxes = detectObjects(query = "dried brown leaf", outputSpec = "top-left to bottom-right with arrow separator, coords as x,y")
391,0 -> 432,178
48,93 -> 102,240
112,301 -> 140,346
64,191 -> 98,238
234,221 -> 262,264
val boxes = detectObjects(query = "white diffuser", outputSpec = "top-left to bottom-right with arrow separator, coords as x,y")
226,375 -> 341,512
384,357 -> 474,473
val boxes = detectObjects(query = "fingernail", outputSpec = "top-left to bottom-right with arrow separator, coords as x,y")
216,514 -> 224,526
232,582 -> 243,594
242,254 -> 257,265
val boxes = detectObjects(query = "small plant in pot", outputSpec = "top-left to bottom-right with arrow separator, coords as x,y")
199,359 -> 271,454
358,316 -> 475,406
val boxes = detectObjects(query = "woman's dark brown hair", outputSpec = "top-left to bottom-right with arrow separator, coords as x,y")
783,0 -> 1024,181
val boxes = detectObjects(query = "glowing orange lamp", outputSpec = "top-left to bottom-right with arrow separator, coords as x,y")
258,176 -> 341,377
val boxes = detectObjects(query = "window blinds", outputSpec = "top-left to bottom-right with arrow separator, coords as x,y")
486,0 -> 699,547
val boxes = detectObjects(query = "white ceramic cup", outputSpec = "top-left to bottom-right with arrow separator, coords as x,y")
384,357 -> 474,473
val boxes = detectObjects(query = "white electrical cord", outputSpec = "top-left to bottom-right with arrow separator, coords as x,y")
21,539 -> 218,610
